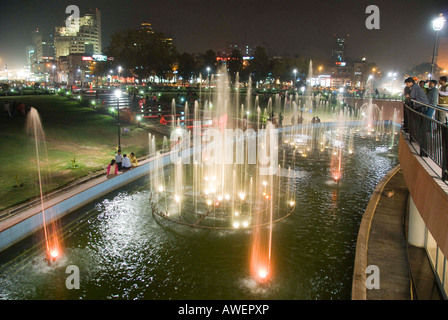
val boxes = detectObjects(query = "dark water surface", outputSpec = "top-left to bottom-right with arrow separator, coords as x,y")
0,126 -> 399,300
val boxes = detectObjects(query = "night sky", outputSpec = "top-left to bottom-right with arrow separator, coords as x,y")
0,0 -> 447,72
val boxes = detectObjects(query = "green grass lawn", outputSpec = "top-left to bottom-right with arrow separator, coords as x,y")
0,95 -> 153,211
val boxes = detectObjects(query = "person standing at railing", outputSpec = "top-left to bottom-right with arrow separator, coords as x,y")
419,81 -> 429,94
426,80 -> 439,119
404,77 -> 429,113
437,76 -> 448,124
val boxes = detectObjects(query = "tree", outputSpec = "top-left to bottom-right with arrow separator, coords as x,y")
407,62 -> 443,79
178,52 -> 197,86
247,46 -> 272,83
271,56 -> 310,83
105,28 -> 177,82
228,49 -> 243,82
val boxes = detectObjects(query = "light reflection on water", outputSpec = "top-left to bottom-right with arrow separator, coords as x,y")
0,129 -> 399,300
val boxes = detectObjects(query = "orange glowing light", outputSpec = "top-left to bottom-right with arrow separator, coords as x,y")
50,250 -> 59,258
258,269 -> 268,279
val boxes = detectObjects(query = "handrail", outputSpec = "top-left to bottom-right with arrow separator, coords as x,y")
409,99 -> 448,113
402,101 -> 448,181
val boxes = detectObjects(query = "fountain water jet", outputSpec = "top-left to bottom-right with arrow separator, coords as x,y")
26,107 -> 61,262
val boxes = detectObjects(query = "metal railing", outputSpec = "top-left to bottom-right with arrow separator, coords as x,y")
403,99 -> 448,181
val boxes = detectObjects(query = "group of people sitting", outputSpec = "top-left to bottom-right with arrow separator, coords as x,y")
106,150 -> 139,178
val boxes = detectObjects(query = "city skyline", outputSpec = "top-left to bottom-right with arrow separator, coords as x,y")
0,0 -> 447,72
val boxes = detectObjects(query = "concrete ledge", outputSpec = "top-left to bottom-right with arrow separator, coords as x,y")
351,164 -> 402,300
398,133 -> 448,258
0,146 -> 200,253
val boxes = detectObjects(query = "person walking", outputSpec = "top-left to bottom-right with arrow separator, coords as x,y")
4,101 -> 11,118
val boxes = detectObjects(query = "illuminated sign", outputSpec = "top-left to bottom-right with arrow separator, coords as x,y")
93,54 -> 108,61
82,55 -> 113,62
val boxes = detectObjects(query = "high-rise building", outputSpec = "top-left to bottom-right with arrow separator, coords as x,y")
332,37 -> 346,63
30,29 -> 55,63
32,29 -> 43,62
54,8 -> 102,59
25,45 -> 36,66
42,34 -> 55,60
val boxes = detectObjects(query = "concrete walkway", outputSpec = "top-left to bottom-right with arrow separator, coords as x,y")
366,169 -> 411,299
353,166 -> 443,300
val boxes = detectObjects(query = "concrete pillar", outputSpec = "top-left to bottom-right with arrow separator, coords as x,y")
408,196 -> 426,247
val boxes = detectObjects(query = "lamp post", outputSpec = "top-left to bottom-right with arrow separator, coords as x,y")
118,66 -> 123,83
207,67 -> 211,107
431,14 -> 445,80
52,65 -> 56,84
293,69 -> 297,89
207,67 -> 211,87
115,89 -> 122,150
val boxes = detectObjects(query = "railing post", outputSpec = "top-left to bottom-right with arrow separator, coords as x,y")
442,125 -> 448,181
403,102 -> 408,133
419,115 -> 428,157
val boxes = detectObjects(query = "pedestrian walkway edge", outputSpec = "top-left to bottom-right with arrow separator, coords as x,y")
351,164 -> 402,300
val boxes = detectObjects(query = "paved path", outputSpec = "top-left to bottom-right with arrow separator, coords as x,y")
366,169 -> 411,299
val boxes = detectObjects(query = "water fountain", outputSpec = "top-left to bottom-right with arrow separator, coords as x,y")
359,77 -> 381,132
148,67 -> 296,282
0,66 -> 401,300
26,108 -> 61,263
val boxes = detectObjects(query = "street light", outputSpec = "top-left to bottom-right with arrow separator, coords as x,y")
118,66 -> 123,83
431,14 -> 445,79
115,89 -> 122,150
207,67 -> 211,88
52,65 -> 56,84
293,69 -> 298,88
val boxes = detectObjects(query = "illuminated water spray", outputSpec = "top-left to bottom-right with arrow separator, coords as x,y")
26,108 -> 61,262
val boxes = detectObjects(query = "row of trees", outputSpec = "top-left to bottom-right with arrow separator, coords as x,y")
92,27 -> 313,85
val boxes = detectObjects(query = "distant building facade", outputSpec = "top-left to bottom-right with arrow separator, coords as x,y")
54,9 -> 102,59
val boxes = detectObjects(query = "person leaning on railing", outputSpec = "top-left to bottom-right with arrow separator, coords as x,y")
437,76 -> 448,123
404,77 -> 429,113
426,80 -> 439,119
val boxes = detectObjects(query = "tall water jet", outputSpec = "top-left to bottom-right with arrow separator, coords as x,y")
360,76 -> 380,132
26,107 -> 61,262
305,59 -> 313,109
171,98 -> 177,130
246,76 -> 253,116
